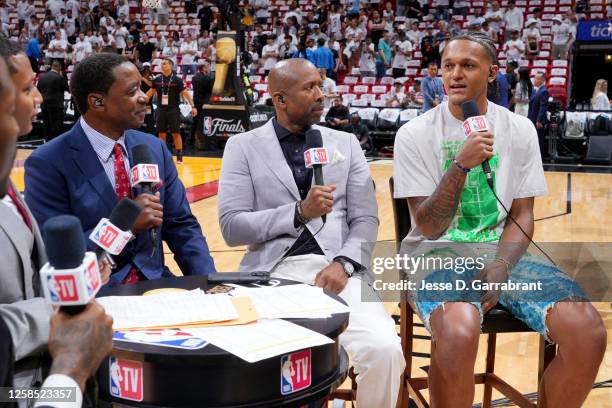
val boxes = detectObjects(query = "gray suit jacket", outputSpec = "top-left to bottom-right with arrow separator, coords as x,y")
0,180 -> 52,389
218,119 -> 378,275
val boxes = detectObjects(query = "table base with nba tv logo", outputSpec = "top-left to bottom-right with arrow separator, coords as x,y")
96,276 -> 349,407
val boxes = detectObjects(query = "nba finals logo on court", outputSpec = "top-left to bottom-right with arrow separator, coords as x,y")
280,349 -> 311,395
47,275 -> 78,302
109,357 -> 143,402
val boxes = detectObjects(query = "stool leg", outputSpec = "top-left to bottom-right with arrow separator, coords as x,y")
482,333 -> 497,408
538,336 -> 556,383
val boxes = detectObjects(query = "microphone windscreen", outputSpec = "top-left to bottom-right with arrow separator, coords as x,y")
305,128 -> 323,149
132,144 -> 156,165
461,100 -> 480,120
43,215 -> 86,269
109,198 -> 142,232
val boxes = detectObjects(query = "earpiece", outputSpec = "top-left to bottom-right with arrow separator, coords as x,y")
95,99 -> 104,107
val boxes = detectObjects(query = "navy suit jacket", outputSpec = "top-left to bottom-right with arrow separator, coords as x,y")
24,122 -> 216,284
528,85 -> 549,125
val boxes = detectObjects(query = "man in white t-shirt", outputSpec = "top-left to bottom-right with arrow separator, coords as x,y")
393,32 -> 605,408
47,30 -> 67,68
503,0 -> 523,42
551,16 -> 572,60
180,33 -> 199,75
484,1 -> 504,32
319,68 -> 336,109
72,33 -> 92,63
503,29 -> 525,62
392,31 -> 413,79
261,35 -> 279,75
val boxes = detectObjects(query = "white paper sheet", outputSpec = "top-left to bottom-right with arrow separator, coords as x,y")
97,290 -> 238,329
228,284 -> 350,319
188,319 -> 334,363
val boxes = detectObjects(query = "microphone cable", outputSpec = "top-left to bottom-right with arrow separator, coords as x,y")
276,222 -> 326,266
485,181 -> 558,267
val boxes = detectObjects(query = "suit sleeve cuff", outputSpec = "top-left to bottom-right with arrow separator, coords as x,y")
34,374 -> 82,408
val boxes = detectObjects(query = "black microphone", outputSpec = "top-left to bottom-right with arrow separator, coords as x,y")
93,198 -> 142,267
131,144 -> 160,253
305,129 -> 330,223
461,100 -> 493,189
42,215 -> 100,315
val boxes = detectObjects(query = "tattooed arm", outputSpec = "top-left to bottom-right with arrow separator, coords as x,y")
408,163 -> 467,240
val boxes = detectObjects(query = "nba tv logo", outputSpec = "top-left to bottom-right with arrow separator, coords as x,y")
109,357 -> 143,402
280,349 -> 311,395
94,222 -> 120,249
47,275 -> 78,302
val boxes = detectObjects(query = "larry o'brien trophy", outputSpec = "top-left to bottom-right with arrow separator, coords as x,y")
197,31 -> 252,150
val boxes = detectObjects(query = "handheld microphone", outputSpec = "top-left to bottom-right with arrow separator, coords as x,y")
89,198 -> 142,267
461,100 -> 493,189
130,144 -> 161,254
40,215 -> 102,315
304,129 -> 330,223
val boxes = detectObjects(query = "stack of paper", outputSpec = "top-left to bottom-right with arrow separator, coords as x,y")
188,319 -> 334,363
228,284 -> 350,319
98,289 -> 240,330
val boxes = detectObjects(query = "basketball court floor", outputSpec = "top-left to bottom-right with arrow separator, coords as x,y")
11,149 -> 612,407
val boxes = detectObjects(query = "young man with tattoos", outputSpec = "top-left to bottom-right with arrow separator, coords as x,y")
393,32 -> 606,408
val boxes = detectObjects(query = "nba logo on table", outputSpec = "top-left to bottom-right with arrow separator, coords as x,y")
109,357 -> 143,402
47,275 -> 78,302
280,349 -> 311,395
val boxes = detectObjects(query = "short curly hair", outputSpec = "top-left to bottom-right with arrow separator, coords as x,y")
70,53 -> 128,115
0,38 -> 22,74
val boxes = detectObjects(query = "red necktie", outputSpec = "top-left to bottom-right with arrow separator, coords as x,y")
113,143 -> 131,200
7,184 -> 32,231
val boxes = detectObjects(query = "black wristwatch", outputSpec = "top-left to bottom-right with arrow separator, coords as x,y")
335,257 -> 356,277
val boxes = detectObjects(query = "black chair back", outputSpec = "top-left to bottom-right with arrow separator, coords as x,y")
389,177 -> 412,250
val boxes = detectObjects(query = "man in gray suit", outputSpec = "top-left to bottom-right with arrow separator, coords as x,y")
218,59 -> 405,408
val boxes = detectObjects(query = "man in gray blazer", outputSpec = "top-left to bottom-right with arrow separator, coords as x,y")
218,59 -> 405,408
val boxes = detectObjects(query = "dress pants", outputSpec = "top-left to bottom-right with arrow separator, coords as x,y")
272,254 -> 405,408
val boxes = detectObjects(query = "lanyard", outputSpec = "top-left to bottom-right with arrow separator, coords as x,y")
161,74 -> 173,95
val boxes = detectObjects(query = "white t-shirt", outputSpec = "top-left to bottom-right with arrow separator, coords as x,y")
484,10 -> 503,31
592,92 -> 611,111
47,38 -> 67,58
392,40 -> 413,69
180,40 -> 198,65
261,43 -> 278,70
47,0 -> 66,16
552,23 -> 571,45
504,8 -> 524,31
73,39 -> 92,62
113,26 -> 129,49
522,27 -> 541,42
63,16 -> 76,36
345,26 -> 365,42
393,101 -> 547,243
322,77 -> 336,109
359,43 -> 376,72
99,16 -> 115,29
330,13 -> 343,39
504,39 -> 525,61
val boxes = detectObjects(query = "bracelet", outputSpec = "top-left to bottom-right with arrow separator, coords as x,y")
493,257 -> 511,271
452,157 -> 471,173
296,201 -> 310,225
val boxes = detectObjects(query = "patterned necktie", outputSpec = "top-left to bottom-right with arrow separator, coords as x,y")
113,143 -> 131,199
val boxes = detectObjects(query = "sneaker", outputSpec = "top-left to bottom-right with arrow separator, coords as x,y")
177,150 -> 183,164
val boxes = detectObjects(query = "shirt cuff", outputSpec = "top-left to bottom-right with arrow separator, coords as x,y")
34,374 -> 82,408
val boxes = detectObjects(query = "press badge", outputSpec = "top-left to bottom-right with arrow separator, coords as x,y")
161,95 -> 169,105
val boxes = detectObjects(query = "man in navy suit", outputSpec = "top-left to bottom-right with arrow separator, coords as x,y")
25,53 -> 216,284
528,72 -> 549,159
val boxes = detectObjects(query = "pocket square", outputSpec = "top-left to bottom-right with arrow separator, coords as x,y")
330,149 -> 346,165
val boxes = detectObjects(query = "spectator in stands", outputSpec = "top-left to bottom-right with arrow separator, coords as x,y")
531,7 -> 543,27
113,20 -> 129,55
16,0 -> 35,31
73,32 -> 93,64
154,32 -> 168,52
369,10 -> 386,48
525,33 -> 540,63
254,0 -> 270,25
387,81 -> 407,108
325,96 -> 350,130
485,1 -> 504,33
523,18 -> 541,43
191,60 -> 214,144
37,60 -> 68,141
42,11 -> 58,43
513,66 -> 532,117
439,31 -> 452,55
156,0 -> 170,25
434,0 -> 450,21
140,64 -> 156,135
328,4 -> 345,41
116,0 -> 129,20
99,29 -> 117,52
47,0 -> 65,16
313,38 -> 335,77
359,37 -> 377,77
488,71 -> 508,108
262,35 -> 280,76
99,8 -> 115,31
198,0 -> 214,32
345,112 -> 372,152
319,68 -> 337,109
551,17 -> 572,60
161,37 -> 179,66
503,0 -> 523,43
309,24 -> 328,44
591,79 -> 611,111
345,17 -> 366,71
123,35 -> 137,63
135,33 -> 156,66
422,61 -> 443,112
481,21 -> 498,44
79,5 -> 95,35
408,79 -> 424,109
528,72 -> 549,158
293,41 -> 314,64
279,35 -> 298,60
453,0 -> 469,18
180,33 -> 199,75
420,35 -> 440,69
505,60 -> 519,109
27,15 -> 40,41
127,13 -> 143,43
392,31 -> 412,79
405,0 -> 424,22
25,35 -> 42,73
146,58 -> 198,164
247,43 -> 259,75
406,21 -> 421,46
47,30 -> 68,70
503,30 -> 525,62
